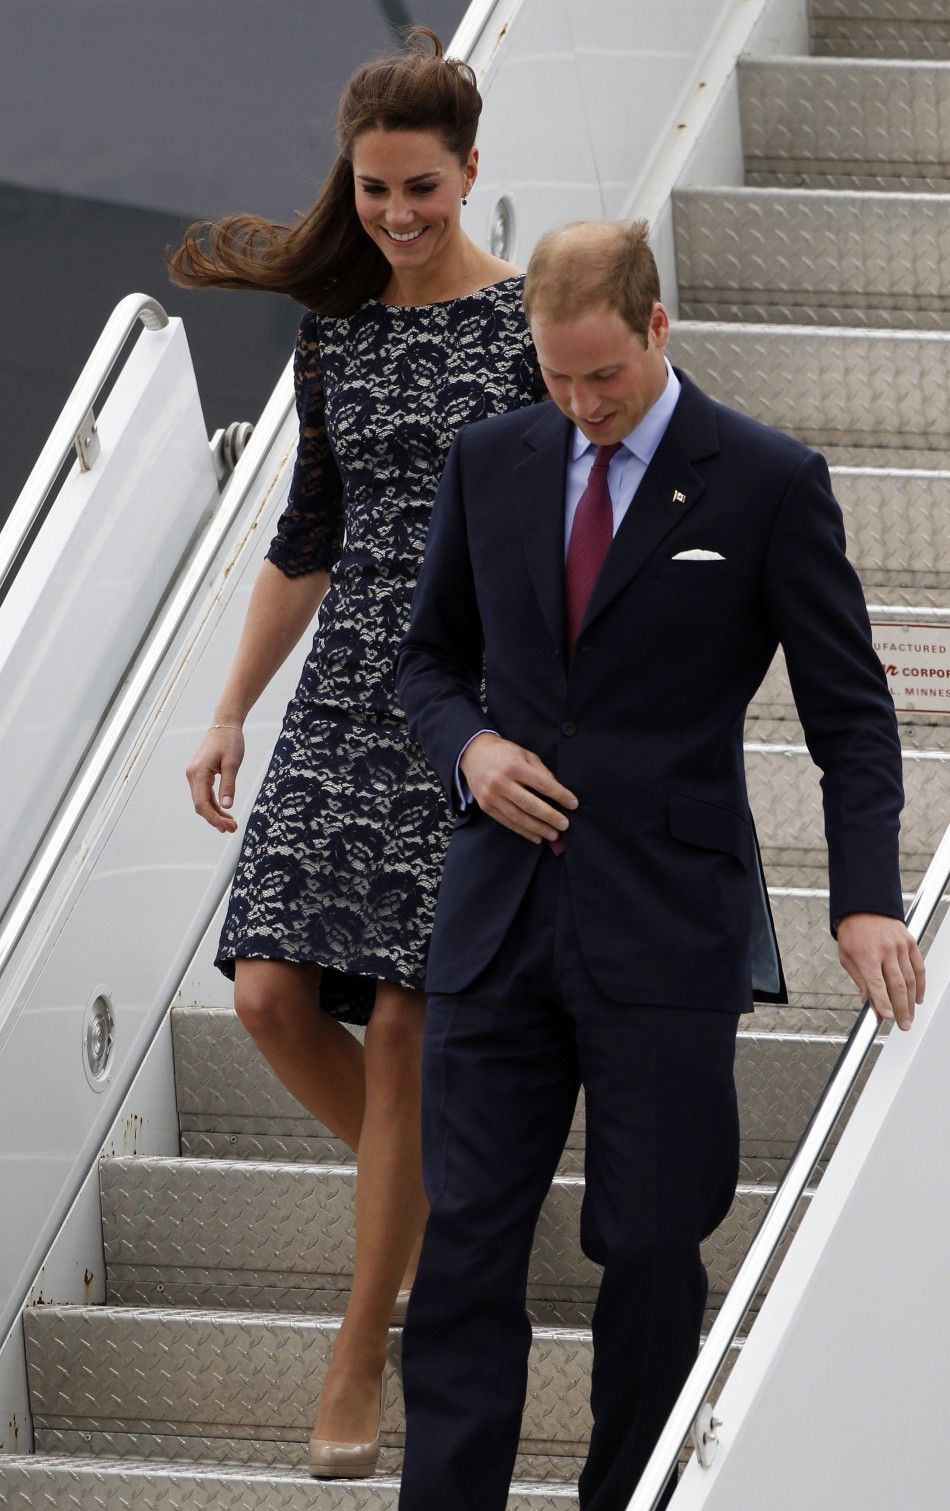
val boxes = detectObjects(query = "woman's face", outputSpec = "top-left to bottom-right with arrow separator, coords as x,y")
352,128 -> 476,270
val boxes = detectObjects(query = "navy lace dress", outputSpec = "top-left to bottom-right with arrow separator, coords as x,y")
215,276 -> 545,1023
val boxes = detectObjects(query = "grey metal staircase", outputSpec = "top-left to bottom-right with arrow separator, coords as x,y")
809,0 -> 950,58
2,3 -> 949,1506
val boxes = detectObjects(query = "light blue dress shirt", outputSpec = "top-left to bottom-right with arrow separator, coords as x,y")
563,358 -> 680,554
455,359 -> 681,805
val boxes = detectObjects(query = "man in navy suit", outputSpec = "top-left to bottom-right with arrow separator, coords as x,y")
395,221 -> 924,1511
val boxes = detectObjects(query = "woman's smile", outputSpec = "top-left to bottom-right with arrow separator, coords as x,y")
382,226 -> 429,244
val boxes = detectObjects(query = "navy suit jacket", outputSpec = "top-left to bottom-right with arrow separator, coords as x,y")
396,371 -> 905,1012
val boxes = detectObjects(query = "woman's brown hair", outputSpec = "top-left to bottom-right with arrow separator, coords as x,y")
167,27 -> 481,316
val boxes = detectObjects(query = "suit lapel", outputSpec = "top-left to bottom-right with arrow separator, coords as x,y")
579,373 -> 720,641
512,375 -> 721,655
514,405 -> 574,657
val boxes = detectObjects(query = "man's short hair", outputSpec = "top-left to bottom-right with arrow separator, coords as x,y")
523,220 -> 660,345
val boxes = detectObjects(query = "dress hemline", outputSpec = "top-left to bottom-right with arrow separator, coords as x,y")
214,947 -> 425,1024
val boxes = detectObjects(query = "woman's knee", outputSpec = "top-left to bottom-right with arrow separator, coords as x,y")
233,960 -> 320,1044
366,987 -> 426,1056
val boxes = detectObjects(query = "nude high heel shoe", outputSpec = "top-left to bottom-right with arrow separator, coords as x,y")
307,1376 -> 385,1480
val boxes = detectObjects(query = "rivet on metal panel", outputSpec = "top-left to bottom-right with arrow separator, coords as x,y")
74,406 -> 100,471
692,1402 -> 722,1468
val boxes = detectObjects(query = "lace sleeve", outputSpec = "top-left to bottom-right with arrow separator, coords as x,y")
266,315 -> 345,577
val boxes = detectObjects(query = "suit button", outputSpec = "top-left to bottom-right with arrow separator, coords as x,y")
560,720 -> 577,736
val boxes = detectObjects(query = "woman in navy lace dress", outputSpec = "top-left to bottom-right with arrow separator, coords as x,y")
172,29 -> 544,1475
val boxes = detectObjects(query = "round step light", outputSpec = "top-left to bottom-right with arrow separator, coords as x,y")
489,197 -> 515,261
83,990 -> 116,1090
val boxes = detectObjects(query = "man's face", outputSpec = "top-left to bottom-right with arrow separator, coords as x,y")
531,302 -> 671,446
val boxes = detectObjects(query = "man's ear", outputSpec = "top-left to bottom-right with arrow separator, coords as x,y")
650,301 -> 671,351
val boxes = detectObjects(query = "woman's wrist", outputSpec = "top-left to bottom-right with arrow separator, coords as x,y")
211,708 -> 247,730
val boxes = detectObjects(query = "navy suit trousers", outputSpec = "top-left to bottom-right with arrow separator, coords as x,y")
398,849 -> 741,1511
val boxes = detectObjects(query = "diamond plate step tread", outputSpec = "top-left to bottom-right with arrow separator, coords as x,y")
19,1439 -> 589,1481
739,57 -> 950,192
674,187 -> 950,330
810,0 -> 950,59
670,322 -> 950,460
172,1007 -> 584,1172
22,1305 -> 743,1468
184,1133 -> 848,1177
832,469 -> 950,593
99,1157 -> 808,1318
0,1456 -> 580,1508
749,709 -> 950,757
23,1307 -> 595,1459
749,697 -> 950,748
180,1130 -> 348,1163
746,742 -> 948,873
172,1005 -> 863,1160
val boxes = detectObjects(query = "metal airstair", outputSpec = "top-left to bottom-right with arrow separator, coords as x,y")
1,2 -> 948,1506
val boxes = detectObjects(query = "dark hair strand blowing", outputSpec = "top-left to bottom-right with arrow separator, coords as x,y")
166,28 -> 481,316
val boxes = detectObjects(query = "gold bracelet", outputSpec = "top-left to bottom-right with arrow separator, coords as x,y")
211,722 -> 243,730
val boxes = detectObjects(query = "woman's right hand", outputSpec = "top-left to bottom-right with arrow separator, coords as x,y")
186,724 -> 246,834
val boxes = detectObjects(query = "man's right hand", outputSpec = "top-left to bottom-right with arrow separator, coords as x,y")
186,725 -> 246,834
460,733 -> 578,844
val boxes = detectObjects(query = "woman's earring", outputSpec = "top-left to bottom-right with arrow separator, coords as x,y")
462,195 -> 469,206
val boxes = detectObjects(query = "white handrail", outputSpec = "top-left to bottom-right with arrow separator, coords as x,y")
627,819 -> 950,1511
0,294 -> 169,598
449,0 -> 504,58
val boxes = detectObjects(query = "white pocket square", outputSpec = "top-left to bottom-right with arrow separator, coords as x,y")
671,548 -> 726,561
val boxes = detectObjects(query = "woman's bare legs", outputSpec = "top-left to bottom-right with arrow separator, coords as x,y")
312,982 -> 429,1443
232,962 -> 429,1444
233,959 -> 366,1146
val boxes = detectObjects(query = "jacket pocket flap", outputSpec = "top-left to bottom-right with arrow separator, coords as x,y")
668,792 -> 750,868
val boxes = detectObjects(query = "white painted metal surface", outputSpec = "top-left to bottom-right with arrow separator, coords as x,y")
0,294 -> 168,591
0,366 -> 300,1345
0,1014 -> 180,1453
464,0 -> 782,301
0,314 -> 219,919
663,0 -> 810,302
668,899 -> 950,1510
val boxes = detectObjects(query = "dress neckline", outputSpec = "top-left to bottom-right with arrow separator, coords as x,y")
368,273 -> 524,312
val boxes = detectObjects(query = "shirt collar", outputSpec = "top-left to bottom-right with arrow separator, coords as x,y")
571,358 -> 680,465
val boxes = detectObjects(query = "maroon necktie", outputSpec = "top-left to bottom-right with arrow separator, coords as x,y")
564,442 -> 621,657
550,441 -> 621,855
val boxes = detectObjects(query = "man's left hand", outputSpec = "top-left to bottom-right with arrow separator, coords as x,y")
836,913 -> 925,1031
